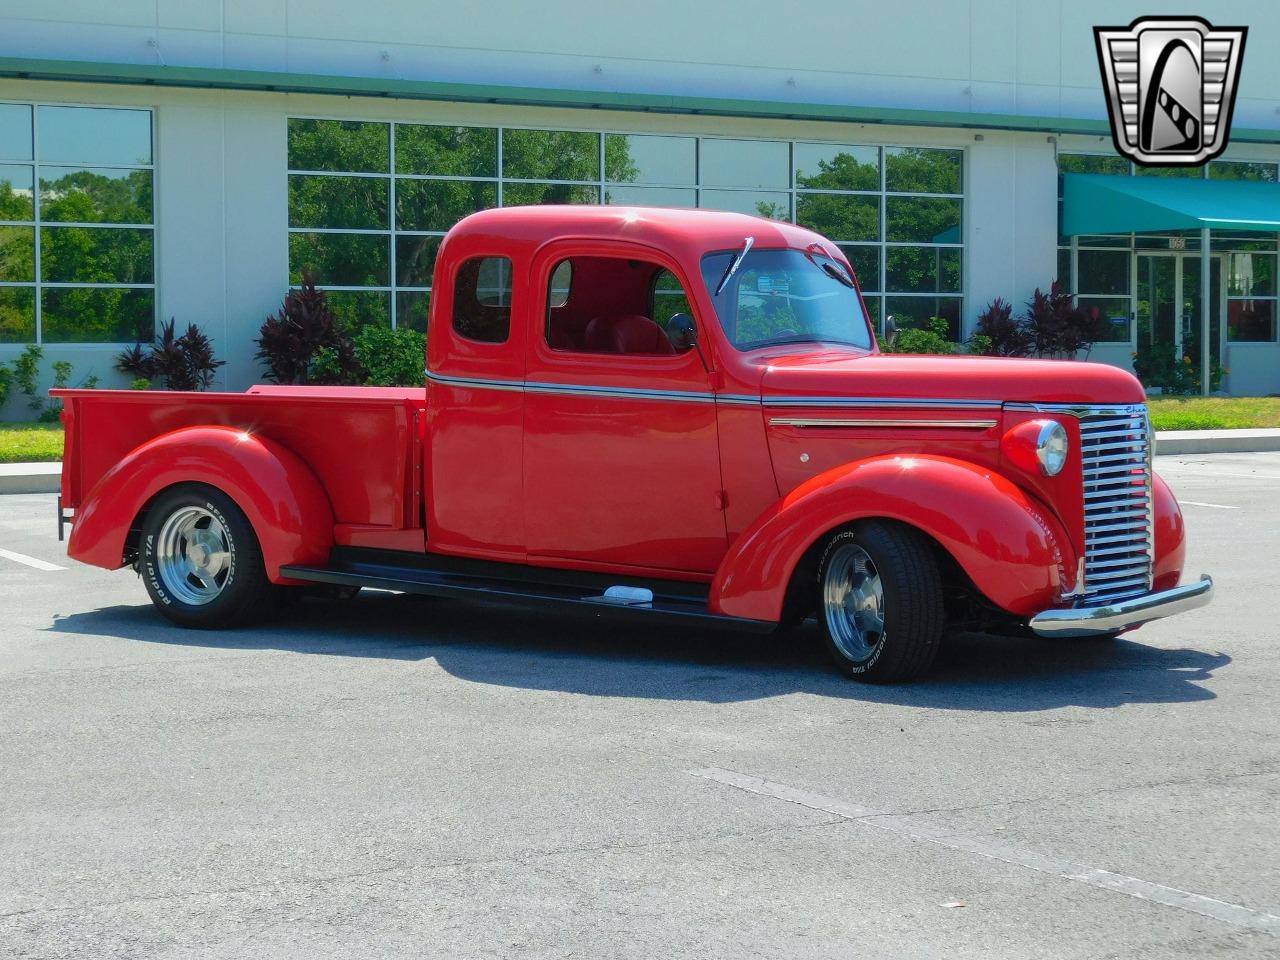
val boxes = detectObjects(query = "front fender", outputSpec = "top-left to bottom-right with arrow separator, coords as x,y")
1152,472 -> 1186,591
68,426 -> 334,583
711,455 -> 1078,621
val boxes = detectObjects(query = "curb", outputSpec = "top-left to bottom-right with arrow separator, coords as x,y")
1155,429 -> 1280,456
0,463 -> 61,495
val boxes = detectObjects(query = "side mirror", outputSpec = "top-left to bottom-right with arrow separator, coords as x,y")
666,313 -> 711,373
667,313 -> 698,352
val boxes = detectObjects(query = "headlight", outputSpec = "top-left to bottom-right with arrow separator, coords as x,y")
1036,420 -> 1070,476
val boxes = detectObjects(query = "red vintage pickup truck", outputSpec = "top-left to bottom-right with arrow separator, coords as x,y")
54,206 -> 1211,682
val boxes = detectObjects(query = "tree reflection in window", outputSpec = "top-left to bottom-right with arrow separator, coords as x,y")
0,104 -> 154,343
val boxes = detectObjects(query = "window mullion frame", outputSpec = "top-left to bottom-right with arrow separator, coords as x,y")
389,123 -> 397,330
32,104 -> 41,344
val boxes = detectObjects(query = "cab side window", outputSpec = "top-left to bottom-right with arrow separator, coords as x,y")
545,256 -> 694,356
453,256 -> 513,344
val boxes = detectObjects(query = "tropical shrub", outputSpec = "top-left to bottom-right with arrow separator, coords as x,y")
881,317 -> 958,355
14,345 -> 41,414
256,277 -> 361,385
1133,340 -> 1224,395
353,326 -> 426,386
13,345 -> 98,421
115,318 -> 225,390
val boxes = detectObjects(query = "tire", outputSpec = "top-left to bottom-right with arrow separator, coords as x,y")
139,483 -> 276,629
816,521 -> 945,683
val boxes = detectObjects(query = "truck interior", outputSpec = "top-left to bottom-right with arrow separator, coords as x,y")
545,255 -> 695,355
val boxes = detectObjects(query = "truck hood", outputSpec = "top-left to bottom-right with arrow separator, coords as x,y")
757,351 -> 1146,407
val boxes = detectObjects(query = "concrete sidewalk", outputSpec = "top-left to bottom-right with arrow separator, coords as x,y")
4,428 -> 1280,496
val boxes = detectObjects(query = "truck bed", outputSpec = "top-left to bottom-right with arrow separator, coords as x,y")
56,386 -> 427,548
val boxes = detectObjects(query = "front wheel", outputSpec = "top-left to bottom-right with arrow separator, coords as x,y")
816,521 -> 945,682
140,484 -> 275,629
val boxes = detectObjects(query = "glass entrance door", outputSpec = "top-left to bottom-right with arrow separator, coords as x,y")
1182,255 -> 1223,391
1136,253 -> 1223,392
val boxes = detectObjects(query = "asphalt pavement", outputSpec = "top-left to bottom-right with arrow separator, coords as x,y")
1,453 -> 1277,959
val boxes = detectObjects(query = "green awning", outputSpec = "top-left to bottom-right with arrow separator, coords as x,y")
1061,172 -> 1280,236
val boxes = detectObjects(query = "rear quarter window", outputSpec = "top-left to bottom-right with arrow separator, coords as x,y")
453,256 -> 512,343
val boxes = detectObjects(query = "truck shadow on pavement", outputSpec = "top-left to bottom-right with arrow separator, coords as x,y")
50,591 -> 1229,712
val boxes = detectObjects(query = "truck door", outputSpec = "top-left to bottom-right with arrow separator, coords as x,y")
522,242 -> 728,574
426,251 -> 526,561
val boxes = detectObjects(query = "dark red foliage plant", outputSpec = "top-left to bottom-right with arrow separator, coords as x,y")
255,275 -> 361,385
971,297 -> 1031,357
115,318 -> 226,390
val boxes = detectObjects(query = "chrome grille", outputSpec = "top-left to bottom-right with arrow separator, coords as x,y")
1079,405 -> 1153,605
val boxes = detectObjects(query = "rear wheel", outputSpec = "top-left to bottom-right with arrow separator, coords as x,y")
140,484 -> 275,628
816,521 -> 944,682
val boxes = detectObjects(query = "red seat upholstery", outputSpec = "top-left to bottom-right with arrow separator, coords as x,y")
583,314 -> 676,355
547,313 -> 580,351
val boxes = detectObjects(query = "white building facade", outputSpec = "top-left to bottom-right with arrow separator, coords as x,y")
2,0 -> 1279,410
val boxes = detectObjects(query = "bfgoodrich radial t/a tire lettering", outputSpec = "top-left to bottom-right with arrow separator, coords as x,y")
140,483 -> 275,629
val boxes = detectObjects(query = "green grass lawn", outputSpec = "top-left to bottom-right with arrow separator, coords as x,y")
1147,396 -> 1280,431
0,422 -> 64,463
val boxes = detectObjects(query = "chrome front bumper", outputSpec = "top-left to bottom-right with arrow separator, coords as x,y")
1029,575 -> 1214,638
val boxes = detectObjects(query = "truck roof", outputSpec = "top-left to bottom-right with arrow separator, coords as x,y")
447,205 -> 831,260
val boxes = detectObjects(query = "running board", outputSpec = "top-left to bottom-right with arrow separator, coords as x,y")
279,557 -> 775,633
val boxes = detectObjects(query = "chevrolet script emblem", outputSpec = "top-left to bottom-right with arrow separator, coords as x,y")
1094,16 -> 1247,166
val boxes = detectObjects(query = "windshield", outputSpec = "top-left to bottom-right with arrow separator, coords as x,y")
700,247 -> 874,352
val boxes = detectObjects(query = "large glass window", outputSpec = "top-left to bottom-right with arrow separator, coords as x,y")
288,120 -> 965,334
0,103 -> 154,344
795,145 -> 963,337
1226,251 -> 1278,341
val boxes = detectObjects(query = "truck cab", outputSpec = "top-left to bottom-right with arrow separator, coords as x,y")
54,206 -> 1213,682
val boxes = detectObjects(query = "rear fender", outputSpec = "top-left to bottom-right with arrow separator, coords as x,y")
68,426 -> 333,583
711,455 -> 1078,621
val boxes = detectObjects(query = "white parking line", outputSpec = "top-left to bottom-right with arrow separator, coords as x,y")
0,547 -> 65,572
690,767 -> 1280,936
1178,500 -> 1239,510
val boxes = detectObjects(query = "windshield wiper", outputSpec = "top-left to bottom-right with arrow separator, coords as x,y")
714,235 -> 755,296
803,243 -> 854,288
818,259 -> 855,288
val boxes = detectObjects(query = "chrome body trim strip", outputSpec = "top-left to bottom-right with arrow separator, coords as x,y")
1029,575 -> 1213,638
762,396 -> 1005,410
526,380 -> 715,403
426,374 -> 1014,412
769,417 -> 998,429
426,370 -> 525,393
427,370 -> 717,404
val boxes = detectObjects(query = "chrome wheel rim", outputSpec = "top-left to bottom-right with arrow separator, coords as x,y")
822,543 -> 886,662
155,506 -> 232,606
